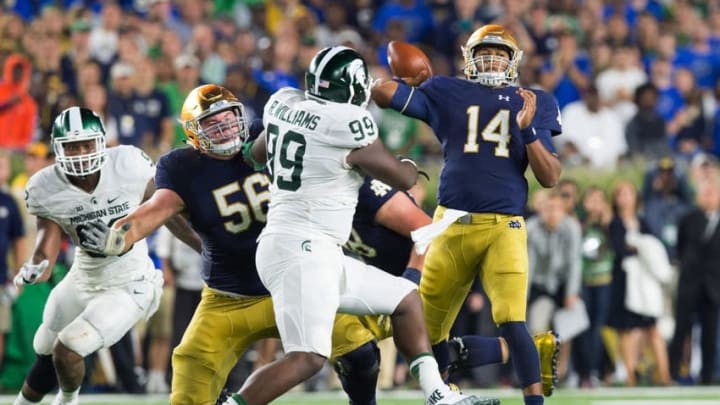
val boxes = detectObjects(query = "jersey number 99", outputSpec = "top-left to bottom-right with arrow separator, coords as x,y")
267,123 -> 307,191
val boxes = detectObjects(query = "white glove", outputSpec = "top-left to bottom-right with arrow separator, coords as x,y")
80,222 -> 131,256
14,259 -> 49,286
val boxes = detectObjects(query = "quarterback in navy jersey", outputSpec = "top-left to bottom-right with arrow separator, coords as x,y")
373,25 -> 562,404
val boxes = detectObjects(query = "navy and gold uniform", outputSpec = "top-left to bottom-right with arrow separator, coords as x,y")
389,76 -> 561,339
156,146 -> 278,405
345,177 -> 414,276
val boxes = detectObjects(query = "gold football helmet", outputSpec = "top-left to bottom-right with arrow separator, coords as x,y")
180,84 -> 249,157
462,24 -> 523,87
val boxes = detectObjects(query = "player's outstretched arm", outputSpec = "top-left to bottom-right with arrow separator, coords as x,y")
14,217 -> 63,285
347,140 -> 418,191
112,181 -> 186,253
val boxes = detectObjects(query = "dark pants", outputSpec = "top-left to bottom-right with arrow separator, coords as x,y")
573,284 -> 611,379
669,288 -> 719,385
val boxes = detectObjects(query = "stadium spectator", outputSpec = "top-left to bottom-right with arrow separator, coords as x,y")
574,186 -> 614,388
595,44 -> 647,125
0,148 -> 24,371
670,177 -> 720,385
607,180 -> 671,387
640,156 -> 693,259
558,86 -> 626,169
0,53 -> 36,151
539,30 -> 592,110
625,83 -> 672,160
526,190 -> 583,384
88,2 -> 122,66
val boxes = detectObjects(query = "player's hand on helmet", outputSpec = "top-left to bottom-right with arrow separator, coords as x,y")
516,88 -> 537,130
80,221 -> 131,256
14,259 -> 49,286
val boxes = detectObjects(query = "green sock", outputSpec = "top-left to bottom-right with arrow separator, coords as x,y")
231,393 -> 248,405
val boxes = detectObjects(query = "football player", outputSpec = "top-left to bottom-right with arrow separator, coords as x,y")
12,107 -> 198,405
220,46 -> 492,405
81,84 -> 274,405
372,25 -> 563,404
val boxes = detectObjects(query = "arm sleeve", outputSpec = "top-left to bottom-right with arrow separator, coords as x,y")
533,90 -> 562,136
357,177 -> 400,213
388,81 -> 437,129
155,154 -> 178,192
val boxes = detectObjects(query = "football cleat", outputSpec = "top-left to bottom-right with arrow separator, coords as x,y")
426,389 -> 500,405
49,391 -> 78,405
534,330 -> 560,397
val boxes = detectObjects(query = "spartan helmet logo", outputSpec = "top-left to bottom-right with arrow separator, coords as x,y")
348,59 -> 367,86
346,58 -> 370,108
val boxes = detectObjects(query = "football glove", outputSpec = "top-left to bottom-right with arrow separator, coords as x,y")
80,222 -> 131,256
13,259 -> 49,286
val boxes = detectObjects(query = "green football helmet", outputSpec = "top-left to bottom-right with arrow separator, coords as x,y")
305,46 -> 371,108
51,107 -> 107,177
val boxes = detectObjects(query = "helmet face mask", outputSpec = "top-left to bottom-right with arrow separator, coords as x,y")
305,46 -> 371,108
463,25 -> 523,87
181,85 -> 249,158
52,107 -> 107,177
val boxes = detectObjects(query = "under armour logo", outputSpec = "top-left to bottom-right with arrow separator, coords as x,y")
509,220 -> 522,229
498,95 -> 510,102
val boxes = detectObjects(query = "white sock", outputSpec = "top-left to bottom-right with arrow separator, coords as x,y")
13,392 -> 40,405
60,388 -> 80,402
408,354 -> 451,400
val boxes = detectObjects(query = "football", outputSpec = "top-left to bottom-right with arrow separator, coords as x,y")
387,41 -> 433,82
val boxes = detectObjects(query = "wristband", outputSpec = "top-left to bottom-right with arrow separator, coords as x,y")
397,155 -> 430,181
241,140 -> 266,171
520,126 -> 538,145
401,267 -> 421,285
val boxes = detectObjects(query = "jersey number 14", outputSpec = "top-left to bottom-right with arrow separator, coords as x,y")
464,106 -> 511,158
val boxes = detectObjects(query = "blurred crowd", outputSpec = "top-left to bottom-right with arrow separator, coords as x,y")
1,0 -> 720,396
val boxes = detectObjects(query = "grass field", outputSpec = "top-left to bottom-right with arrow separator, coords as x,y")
3,387 -> 720,405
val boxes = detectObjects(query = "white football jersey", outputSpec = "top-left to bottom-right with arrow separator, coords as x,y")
261,87 -> 378,244
25,145 -> 156,290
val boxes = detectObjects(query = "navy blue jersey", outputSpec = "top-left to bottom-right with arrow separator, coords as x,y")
390,76 -> 562,215
156,147 -> 270,296
0,191 -> 23,283
344,177 -> 413,276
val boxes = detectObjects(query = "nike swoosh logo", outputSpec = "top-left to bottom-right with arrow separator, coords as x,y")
132,289 -> 143,295
108,197 -> 120,204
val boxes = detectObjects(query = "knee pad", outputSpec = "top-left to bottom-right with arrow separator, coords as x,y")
57,318 -> 104,357
33,324 -> 58,355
